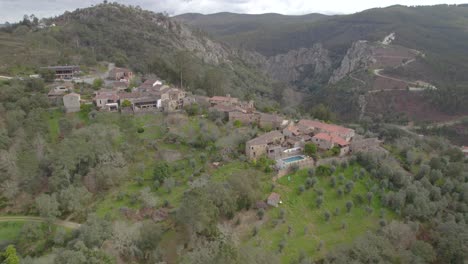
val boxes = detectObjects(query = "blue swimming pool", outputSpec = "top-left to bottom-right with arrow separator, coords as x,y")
282,155 -> 305,164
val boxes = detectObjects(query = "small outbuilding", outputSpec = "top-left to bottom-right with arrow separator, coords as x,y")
462,146 -> 468,158
63,93 -> 81,113
267,192 -> 281,207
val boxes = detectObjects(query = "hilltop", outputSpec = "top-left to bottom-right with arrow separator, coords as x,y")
0,3 -> 275,106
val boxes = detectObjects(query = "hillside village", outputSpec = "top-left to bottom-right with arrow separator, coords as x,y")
1,3 -> 468,264
45,63 -> 385,177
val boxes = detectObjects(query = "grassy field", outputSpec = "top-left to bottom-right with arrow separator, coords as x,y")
0,222 -> 24,244
47,109 -> 63,143
243,164 -> 394,262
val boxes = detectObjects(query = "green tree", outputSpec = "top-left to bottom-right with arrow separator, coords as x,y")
304,143 -> 317,157
78,214 -> 112,248
153,162 -> 170,184
38,69 -> 55,83
92,78 -> 104,90
311,104 -> 335,122
1,245 -> 20,264
203,68 -> 225,96
121,99 -> 132,108
35,193 -> 60,221
346,201 -> 353,213
59,186 -> 92,217
138,221 -> 163,259
176,188 -> 219,237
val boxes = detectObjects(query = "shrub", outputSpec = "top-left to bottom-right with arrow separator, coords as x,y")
137,127 -> 145,133
316,165 -> 332,176
298,185 -> 305,194
316,197 -> 323,208
257,208 -> 265,220
233,120 -> 242,128
324,211 -> 331,222
346,201 -> 353,213
121,99 -> 132,108
304,143 -> 317,157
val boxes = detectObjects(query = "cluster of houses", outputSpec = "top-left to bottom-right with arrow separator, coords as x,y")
47,65 -> 191,114
206,95 -> 288,129
93,78 -> 187,113
246,119 -> 357,170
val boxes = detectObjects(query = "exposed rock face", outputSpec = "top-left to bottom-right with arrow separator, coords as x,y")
240,44 -> 333,86
329,41 -> 376,84
264,44 -> 332,85
174,22 -> 231,65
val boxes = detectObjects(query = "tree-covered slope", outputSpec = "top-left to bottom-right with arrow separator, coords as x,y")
0,3 -> 275,102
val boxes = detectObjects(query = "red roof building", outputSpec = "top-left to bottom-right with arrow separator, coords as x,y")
298,119 -> 355,141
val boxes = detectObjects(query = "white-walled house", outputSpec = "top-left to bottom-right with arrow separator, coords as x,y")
63,93 -> 81,113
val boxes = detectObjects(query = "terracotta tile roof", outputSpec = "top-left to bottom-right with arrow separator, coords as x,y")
462,146 -> 468,152
313,133 -> 349,146
247,131 -> 284,145
95,91 -> 119,101
298,119 -> 354,136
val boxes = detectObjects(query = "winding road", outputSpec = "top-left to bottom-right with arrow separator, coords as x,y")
0,216 -> 81,229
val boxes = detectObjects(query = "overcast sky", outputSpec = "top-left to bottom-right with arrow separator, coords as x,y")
0,0 -> 466,23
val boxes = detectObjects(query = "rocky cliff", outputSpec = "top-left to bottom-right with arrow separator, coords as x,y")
264,44 -> 332,86
240,44 -> 332,87
329,40 -> 376,84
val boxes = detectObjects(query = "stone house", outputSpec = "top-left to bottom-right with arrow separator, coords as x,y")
131,96 -> 160,112
350,137 -> 382,153
42,65 -> 80,80
267,193 -> 281,207
63,93 -> 81,113
282,125 -> 301,137
298,119 -> 355,141
246,131 -> 285,160
229,112 -> 259,125
108,67 -> 133,82
112,81 -> 128,91
167,88 -> 187,110
312,133 -> 350,156
137,79 -> 163,91
259,113 -> 287,129
94,90 -> 119,110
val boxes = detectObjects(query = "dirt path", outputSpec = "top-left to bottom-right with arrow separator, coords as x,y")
373,69 -> 418,86
0,216 -> 81,229
0,75 -> 12,80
